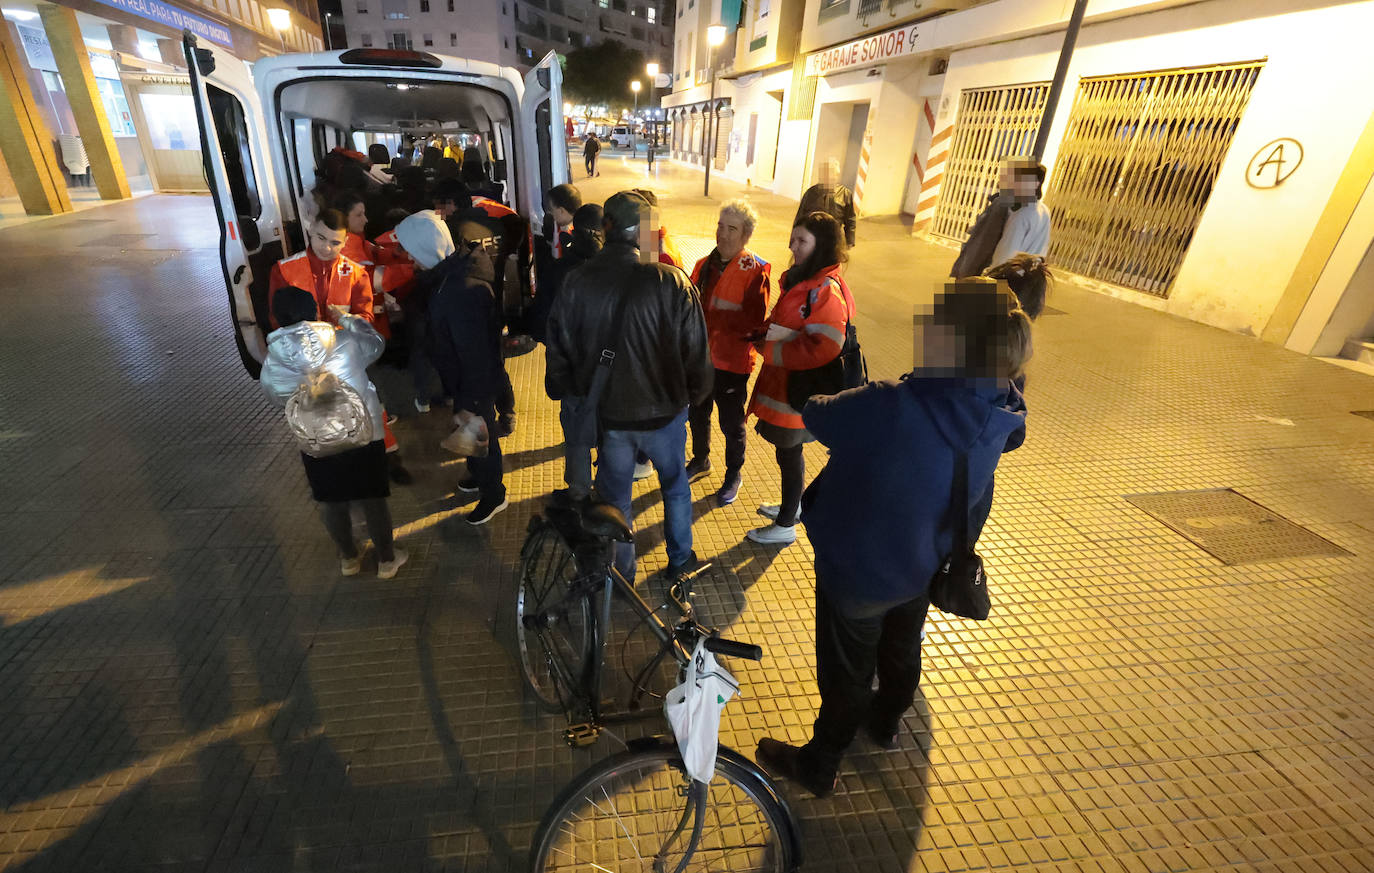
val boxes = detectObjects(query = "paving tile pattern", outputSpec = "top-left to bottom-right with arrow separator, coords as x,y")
1,174 -> 1373,873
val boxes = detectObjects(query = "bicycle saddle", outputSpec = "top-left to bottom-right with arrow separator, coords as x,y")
581,500 -> 633,543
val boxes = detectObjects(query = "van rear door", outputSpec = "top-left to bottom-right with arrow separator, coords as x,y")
520,51 -> 570,219
184,33 -> 284,378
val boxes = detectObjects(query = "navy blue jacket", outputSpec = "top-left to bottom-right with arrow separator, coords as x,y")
800,376 -> 1027,608
425,249 -> 502,416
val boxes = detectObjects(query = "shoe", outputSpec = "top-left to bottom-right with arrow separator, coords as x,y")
756,503 -> 780,520
414,398 -> 431,414
466,496 -> 509,525
496,412 -> 516,438
388,459 -> 414,485
457,478 -> 481,493
866,714 -> 901,750
377,548 -> 409,580
716,471 -> 742,506
633,461 -> 654,481
746,523 -> 796,545
664,550 -> 701,580
755,738 -> 836,799
685,457 -> 712,481
341,556 -> 362,576
385,411 -> 399,426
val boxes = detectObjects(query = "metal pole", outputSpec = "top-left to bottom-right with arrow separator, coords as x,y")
632,90 -> 638,156
647,90 -> 655,165
704,54 -> 716,197
1033,0 -> 1088,160
324,13 -> 333,51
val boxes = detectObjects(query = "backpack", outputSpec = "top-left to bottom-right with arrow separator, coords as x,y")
284,370 -> 374,457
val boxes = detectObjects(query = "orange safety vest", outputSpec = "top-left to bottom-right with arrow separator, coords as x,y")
690,248 -> 771,374
268,250 -> 374,329
747,265 -> 855,431
472,196 -> 516,219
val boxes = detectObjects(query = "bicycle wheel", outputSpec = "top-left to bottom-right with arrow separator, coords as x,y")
516,519 -> 594,712
531,744 -> 801,872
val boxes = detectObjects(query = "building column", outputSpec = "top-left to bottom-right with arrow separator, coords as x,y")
0,20 -> 71,215
38,3 -> 130,201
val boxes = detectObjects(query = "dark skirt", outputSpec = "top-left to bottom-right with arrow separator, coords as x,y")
301,440 -> 390,503
755,419 -> 814,449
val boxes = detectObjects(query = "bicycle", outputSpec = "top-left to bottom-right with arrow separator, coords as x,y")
516,497 -> 804,872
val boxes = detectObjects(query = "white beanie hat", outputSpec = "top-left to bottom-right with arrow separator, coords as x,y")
394,209 -> 455,270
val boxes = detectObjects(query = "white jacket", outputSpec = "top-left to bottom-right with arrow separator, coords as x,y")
992,200 -> 1052,267
259,315 -> 386,437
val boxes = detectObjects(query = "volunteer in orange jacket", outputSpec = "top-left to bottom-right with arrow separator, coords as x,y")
268,208 -> 412,482
745,211 -> 856,546
336,193 -> 415,340
687,200 -> 771,507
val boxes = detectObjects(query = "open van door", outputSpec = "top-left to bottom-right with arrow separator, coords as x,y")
520,51 -> 569,229
184,33 -> 285,378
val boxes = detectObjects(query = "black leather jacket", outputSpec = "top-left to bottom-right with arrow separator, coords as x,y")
545,241 -> 712,429
796,183 -> 857,248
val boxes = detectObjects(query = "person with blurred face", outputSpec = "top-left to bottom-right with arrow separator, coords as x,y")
951,156 -> 1050,279
686,200 -> 771,506
268,209 -> 372,327
755,278 -> 1030,799
795,158 -> 857,248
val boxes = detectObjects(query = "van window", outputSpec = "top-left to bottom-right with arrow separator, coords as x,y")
206,84 -> 262,247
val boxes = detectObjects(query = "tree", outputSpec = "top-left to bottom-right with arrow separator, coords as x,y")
563,40 -> 647,113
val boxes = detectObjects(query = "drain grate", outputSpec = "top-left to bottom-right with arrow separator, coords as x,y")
1125,488 -> 1350,565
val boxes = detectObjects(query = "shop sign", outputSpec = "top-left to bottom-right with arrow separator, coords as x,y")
89,0 -> 234,48
803,23 -> 921,77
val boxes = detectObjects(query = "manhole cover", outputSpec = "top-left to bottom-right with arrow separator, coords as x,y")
82,233 -> 157,246
1124,488 -> 1350,565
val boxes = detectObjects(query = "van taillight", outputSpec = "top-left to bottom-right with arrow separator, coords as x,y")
338,48 -> 442,68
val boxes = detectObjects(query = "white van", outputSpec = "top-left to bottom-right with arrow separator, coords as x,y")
184,37 -> 568,377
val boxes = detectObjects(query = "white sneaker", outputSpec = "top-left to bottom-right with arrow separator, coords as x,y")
341,556 -> 362,576
756,503 -> 781,520
746,523 -> 796,545
377,548 -> 409,580
634,461 -> 654,481
414,398 -> 431,414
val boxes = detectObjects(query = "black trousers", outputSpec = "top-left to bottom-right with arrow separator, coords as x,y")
798,575 -> 930,779
465,402 -> 506,501
319,498 -> 394,563
688,369 -> 749,473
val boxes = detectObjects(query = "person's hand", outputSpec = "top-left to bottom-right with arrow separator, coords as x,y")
454,409 -> 474,427
765,323 -> 798,342
327,304 -> 350,323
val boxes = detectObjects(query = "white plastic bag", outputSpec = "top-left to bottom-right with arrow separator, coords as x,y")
664,639 -> 739,784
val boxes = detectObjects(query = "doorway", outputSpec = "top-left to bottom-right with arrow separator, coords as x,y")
810,100 -> 869,190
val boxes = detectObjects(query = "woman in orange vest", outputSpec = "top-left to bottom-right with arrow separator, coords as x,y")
688,200 -> 771,506
745,211 -> 856,545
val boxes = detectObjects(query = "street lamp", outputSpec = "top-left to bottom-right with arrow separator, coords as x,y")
631,80 -> 641,156
267,7 -> 292,52
704,24 -> 727,197
646,62 -> 659,164
324,11 -> 333,51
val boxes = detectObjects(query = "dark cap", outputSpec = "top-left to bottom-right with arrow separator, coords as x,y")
572,202 -> 603,232
603,191 -> 649,237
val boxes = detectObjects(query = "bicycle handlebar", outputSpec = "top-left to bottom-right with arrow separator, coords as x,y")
704,635 -> 762,662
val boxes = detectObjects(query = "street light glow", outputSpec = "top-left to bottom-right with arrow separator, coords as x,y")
707,24 -> 727,47
631,80 -> 641,93
646,62 -> 659,78
266,7 -> 292,31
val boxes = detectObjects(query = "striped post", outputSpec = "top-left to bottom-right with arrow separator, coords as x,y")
912,100 -> 953,235
852,115 -> 876,213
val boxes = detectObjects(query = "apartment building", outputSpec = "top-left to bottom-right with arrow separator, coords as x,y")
340,0 -> 673,69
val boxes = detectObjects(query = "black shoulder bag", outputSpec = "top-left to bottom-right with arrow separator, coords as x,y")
927,453 -> 991,620
785,280 -> 868,412
561,278 -> 633,448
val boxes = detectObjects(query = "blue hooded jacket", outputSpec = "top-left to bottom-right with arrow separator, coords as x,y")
800,375 -> 1027,608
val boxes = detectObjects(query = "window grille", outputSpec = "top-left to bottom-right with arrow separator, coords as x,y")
1046,61 -> 1264,296
930,82 -> 1049,242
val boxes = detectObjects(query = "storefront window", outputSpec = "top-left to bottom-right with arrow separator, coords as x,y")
96,78 -> 137,137
140,92 -> 200,151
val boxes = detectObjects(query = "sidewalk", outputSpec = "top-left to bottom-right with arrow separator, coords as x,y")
0,177 -> 1371,873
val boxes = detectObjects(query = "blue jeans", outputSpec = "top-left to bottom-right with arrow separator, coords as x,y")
596,408 -> 692,581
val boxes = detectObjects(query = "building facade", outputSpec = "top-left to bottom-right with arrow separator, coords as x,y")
1,0 -> 323,216
339,0 -> 673,70
665,0 -> 1374,364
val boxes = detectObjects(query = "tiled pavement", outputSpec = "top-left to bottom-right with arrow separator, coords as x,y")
1,160 -> 1373,873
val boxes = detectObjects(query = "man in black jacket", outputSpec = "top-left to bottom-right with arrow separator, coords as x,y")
545,191 -> 712,580
395,211 -> 509,525
795,158 -> 857,248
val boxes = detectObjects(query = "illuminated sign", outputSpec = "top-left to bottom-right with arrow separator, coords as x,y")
89,0 -> 234,48
803,23 -> 921,77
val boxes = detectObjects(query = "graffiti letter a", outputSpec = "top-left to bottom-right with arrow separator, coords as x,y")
1255,143 -> 1287,180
